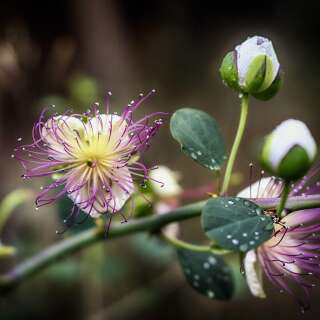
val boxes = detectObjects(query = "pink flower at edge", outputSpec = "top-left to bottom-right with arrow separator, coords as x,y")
240,168 -> 320,312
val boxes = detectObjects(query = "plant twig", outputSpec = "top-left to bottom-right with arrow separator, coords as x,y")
1,194 -> 320,292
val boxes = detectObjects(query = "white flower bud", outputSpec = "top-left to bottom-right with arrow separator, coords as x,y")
220,36 -> 282,100
261,119 -> 317,181
149,166 -> 182,198
236,36 -> 280,92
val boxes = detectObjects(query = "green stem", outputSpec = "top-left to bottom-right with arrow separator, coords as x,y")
276,181 -> 291,217
160,234 -> 211,252
0,201 -> 205,292
1,194 -> 320,292
221,94 -> 249,195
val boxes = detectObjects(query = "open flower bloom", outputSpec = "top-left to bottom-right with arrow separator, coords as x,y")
14,91 -> 166,220
240,169 -> 320,311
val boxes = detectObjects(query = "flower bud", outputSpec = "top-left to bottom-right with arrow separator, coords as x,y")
220,36 -> 281,100
149,166 -> 182,198
261,119 -> 317,181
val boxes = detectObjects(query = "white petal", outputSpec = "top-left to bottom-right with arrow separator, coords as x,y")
243,250 -> 266,298
68,166 -> 134,217
110,173 -> 135,211
42,116 -> 84,159
237,177 -> 283,199
149,166 -> 182,198
268,119 -> 317,170
236,36 -> 279,87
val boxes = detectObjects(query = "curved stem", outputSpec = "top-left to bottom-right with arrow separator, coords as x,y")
277,181 -> 291,217
221,94 -> 249,195
0,201 -> 205,292
1,194 -> 320,292
160,234 -> 211,252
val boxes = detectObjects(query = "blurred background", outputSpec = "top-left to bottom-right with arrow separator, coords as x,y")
1,0 -> 320,319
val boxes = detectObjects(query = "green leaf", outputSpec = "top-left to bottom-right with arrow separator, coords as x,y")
177,248 -> 234,300
201,197 -> 273,252
170,108 -> 226,171
0,244 -> 16,257
57,197 -> 95,233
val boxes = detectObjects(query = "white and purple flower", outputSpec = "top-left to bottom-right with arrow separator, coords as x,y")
13,91 -> 166,222
241,169 -> 320,311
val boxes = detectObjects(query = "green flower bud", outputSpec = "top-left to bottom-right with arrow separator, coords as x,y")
260,120 -> 317,181
220,36 -> 281,100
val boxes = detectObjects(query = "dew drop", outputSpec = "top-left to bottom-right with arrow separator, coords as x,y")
239,244 -> 248,252
203,262 -> 210,269
232,239 -> 239,245
208,256 -> 216,265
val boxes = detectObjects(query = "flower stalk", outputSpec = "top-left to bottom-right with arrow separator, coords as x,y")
276,181 -> 291,217
221,93 -> 249,195
1,195 -> 320,293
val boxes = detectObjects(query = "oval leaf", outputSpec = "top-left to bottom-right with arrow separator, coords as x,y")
177,248 -> 234,300
170,108 -> 226,171
201,197 -> 273,252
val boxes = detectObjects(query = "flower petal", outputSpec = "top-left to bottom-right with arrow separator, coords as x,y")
244,250 -> 266,298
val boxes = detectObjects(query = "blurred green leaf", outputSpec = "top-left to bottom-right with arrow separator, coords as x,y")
68,74 -> 100,108
177,248 -> 234,300
131,234 -> 174,264
45,259 -> 81,283
0,188 -> 33,232
170,108 -> 226,171
202,197 -> 273,252
0,243 -> 16,257
37,95 -> 68,113
57,196 -> 95,233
